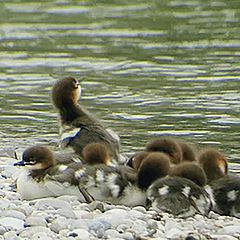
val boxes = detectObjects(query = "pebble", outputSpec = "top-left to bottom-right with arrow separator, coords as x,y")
1,153 -> 240,240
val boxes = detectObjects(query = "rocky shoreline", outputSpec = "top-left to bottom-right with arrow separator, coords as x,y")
1,152 -> 240,240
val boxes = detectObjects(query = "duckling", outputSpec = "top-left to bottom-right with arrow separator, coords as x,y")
147,176 -> 212,218
14,145 -> 146,206
14,145 -> 83,200
126,152 -> 148,171
169,162 -> 207,187
198,148 -> 228,183
199,148 -> 240,217
137,152 -> 171,190
52,77 -> 120,161
178,141 -> 197,162
146,138 -> 182,165
82,142 -> 110,165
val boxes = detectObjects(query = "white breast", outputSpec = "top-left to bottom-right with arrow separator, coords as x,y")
16,168 -> 84,201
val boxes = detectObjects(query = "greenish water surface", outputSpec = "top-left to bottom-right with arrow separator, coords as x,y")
0,0 -> 239,170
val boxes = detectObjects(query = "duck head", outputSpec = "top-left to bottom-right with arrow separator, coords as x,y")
52,77 -> 81,110
14,145 -> 55,170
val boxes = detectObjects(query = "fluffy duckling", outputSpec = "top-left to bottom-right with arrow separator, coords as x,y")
146,138 -> 182,165
137,152 -> 170,190
52,77 -> 120,161
14,145 -> 146,206
178,141 -> 197,162
207,175 -> 240,217
199,148 -> 240,217
82,142 -> 110,165
126,152 -> 148,171
147,176 -> 212,218
14,145 -> 83,200
198,148 -> 228,183
169,162 -> 207,187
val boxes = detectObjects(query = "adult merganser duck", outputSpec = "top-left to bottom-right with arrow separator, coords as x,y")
146,138 -> 182,165
52,77 -> 120,161
198,148 -> 240,217
14,145 -> 146,206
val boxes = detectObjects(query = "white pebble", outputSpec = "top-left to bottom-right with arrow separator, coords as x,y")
35,198 -> 72,210
166,227 -> 183,238
0,217 -> 24,230
19,226 -> 52,238
71,228 -> 90,240
49,216 -> 68,233
3,230 -> 20,240
105,229 -> 120,238
25,216 -> 47,227
1,210 -> 26,221
131,219 -> 147,234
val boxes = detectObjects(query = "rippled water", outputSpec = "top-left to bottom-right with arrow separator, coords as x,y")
0,0 -> 239,170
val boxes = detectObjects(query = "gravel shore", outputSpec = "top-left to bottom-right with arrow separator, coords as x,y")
1,151 -> 240,240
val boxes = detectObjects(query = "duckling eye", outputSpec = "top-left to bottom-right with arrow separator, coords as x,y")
73,80 -> 79,89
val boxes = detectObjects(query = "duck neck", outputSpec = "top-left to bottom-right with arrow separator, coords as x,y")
59,104 -> 89,124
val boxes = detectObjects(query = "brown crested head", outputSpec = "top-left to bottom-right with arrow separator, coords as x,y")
178,141 -> 197,162
14,145 -> 55,170
198,148 -> 228,183
126,152 -> 148,171
52,77 -> 81,110
146,138 -> 182,164
82,142 -> 110,165
137,152 -> 170,190
169,162 -> 207,186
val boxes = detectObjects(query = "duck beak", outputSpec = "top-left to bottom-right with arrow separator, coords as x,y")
14,160 -> 25,166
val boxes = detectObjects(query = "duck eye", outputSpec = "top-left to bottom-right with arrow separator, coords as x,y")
73,80 -> 79,89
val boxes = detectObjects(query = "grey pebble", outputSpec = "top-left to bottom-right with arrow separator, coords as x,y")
25,216 -> 48,227
3,231 -> 20,240
0,217 -> 24,230
1,210 -> 26,221
35,198 -> 72,210
18,226 -> 53,238
49,216 -> 69,233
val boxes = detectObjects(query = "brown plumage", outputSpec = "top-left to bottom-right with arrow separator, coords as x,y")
137,152 -> 170,189
146,138 -> 182,164
52,77 -> 120,161
169,162 -> 207,186
198,148 -> 228,183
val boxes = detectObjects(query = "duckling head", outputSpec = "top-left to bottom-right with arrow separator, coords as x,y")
169,162 -> 207,187
52,77 -> 81,110
82,142 -> 110,165
146,138 -> 182,164
126,152 -> 148,171
137,152 -> 170,190
14,145 -> 55,170
178,141 -> 197,162
198,148 -> 228,183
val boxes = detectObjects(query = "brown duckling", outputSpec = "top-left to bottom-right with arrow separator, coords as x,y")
146,137 -> 182,165
178,140 -> 197,162
198,148 -> 228,183
169,162 -> 207,187
52,77 -> 120,161
137,152 -> 171,190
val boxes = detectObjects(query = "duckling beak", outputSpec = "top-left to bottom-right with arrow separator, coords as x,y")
14,160 -> 25,166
